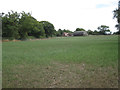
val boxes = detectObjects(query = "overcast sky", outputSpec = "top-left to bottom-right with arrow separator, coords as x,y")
1,0 -> 118,32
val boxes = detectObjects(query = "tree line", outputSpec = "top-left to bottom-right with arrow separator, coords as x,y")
1,11 -> 56,40
56,25 -> 112,36
1,4 -> 119,40
75,26 -> 111,35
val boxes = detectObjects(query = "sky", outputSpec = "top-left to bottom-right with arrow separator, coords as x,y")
1,0 -> 118,32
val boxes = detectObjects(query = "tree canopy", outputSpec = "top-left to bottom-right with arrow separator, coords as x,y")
2,11 -> 20,40
56,29 -> 73,37
97,25 -> 110,35
113,1 -> 120,34
40,21 -> 56,38
76,28 -> 85,31
1,11 -> 56,40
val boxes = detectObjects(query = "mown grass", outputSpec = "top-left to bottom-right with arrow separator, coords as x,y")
2,35 -> 118,88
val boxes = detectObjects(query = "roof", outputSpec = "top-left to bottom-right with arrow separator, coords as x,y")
73,31 -> 88,36
74,31 -> 86,33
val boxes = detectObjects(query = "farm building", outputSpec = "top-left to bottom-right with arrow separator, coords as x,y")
73,31 -> 88,36
63,32 -> 73,37
63,32 -> 69,37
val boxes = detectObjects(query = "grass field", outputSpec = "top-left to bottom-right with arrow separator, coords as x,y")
2,35 -> 118,88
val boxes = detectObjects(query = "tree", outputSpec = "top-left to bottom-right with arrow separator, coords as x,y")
0,13 -> 3,38
56,29 -> 73,37
2,11 -> 20,40
2,11 -> 56,40
40,21 -> 56,38
113,31 -> 120,35
19,11 -> 36,39
76,28 -> 85,31
87,30 -> 93,35
63,29 -> 73,33
113,1 -> 120,33
93,30 -> 99,35
30,21 -> 45,38
97,25 -> 110,35
56,29 -> 63,36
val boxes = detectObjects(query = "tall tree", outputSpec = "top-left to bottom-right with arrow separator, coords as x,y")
113,1 -> 120,33
40,21 -> 56,38
2,11 -> 20,40
0,13 -> 3,38
97,25 -> 110,35
19,12 -> 35,39
29,21 -> 45,38
2,11 -> 56,39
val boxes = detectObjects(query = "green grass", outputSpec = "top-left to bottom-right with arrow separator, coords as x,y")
2,35 -> 118,88
0,42 -> 2,90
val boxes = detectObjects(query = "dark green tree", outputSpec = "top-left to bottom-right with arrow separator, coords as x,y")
30,21 -> 45,38
19,12 -> 36,39
93,30 -> 99,35
97,25 -> 110,35
56,29 -> 63,36
0,13 -> 4,38
2,11 -> 20,40
87,30 -> 93,35
76,28 -> 85,31
2,11 -> 57,40
113,31 -> 119,34
40,21 -> 56,38
63,29 -> 73,33
113,1 -> 120,34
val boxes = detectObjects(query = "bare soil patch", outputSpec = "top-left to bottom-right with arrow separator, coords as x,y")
3,61 -> 118,88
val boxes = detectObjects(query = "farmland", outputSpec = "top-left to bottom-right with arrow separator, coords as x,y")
2,35 -> 118,88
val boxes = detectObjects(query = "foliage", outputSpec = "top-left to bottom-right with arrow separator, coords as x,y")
87,30 -> 93,35
63,29 -> 73,33
113,1 -> 120,23
113,30 -> 120,34
40,21 -> 56,38
28,20 -> 45,38
56,29 -> 63,36
0,17 -> 2,38
93,30 -> 100,35
19,12 -> 35,39
56,29 -> 73,37
2,10 -> 114,40
97,25 -> 110,35
2,11 -> 20,40
76,28 -> 85,31
2,11 -> 56,40
113,1 -> 120,32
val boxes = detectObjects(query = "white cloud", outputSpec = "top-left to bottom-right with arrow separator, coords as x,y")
1,0 -> 118,32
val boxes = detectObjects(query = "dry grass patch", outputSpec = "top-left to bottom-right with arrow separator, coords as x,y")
3,61 -> 118,88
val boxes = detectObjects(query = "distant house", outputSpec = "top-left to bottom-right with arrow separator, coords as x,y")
73,31 -> 88,36
63,32 -> 69,37
63,32 -> 73,37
